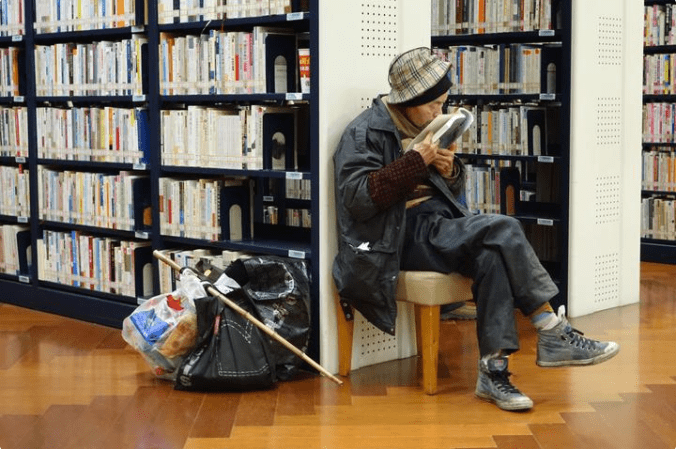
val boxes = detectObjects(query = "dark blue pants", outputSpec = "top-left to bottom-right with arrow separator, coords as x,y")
401,197 -> 558,356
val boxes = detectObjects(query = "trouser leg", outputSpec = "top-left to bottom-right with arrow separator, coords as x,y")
401,198 -> 559,356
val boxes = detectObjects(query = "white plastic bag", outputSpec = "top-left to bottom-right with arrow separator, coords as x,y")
122,271 -> 207,379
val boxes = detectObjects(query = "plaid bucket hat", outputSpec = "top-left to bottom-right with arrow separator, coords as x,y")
387,47 -> 451,106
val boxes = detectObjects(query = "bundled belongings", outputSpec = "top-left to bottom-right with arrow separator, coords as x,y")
174,287 -> 277,391
123,251 -> 342,391
121,270 -> 206,380
197,255 -> 311,381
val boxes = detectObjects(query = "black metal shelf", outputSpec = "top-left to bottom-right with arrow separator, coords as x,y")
644,45 -> 676,55
159,235 -> 312,260
432,30 -> 563,46
160,165 -> 311,179
157,12 -> 310,33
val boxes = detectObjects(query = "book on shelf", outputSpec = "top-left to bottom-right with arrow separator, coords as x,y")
0,225 -> 30,276
405,107 -> 474,152
37,230 -> 152,300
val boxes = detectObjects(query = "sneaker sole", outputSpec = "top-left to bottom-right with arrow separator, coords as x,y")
536,344 -> 620,367
475,391 -> 533,411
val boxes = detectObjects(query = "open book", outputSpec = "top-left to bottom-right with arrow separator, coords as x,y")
405,107 -> 474,152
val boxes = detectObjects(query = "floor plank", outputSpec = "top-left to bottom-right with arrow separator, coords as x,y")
0,262 -> 673,449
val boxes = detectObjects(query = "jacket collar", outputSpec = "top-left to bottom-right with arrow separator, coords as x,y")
367,96 -> 400,133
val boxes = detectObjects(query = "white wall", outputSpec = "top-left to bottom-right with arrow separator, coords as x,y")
568,0 -> 643,317
318,0 -> 432,372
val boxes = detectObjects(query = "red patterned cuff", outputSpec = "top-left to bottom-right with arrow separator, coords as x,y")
368,151 -> 429,210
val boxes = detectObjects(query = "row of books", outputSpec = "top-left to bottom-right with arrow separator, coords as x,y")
155,247 -> 249,294
642,148 -> 676,192
158,176 -> 233,241
0,47 -> 20,97
464,161 -> 511,215
37,229 -> 153,298
0,225 -> 30,276
641,196 -> 676,241
0,165 -> 29,217
33,0 -> 137,33
0,0 -> 23,36
285,178 -> 310,200
157,0 -> 295,24
159,27 -> 298,95
432,0 -> 554,36
34,36 -> 147,96
37,167 -> 148,231
435,44 -> 555,95
643,53 -> 675,95
643,102 -> 675,144
36,107 -> 149,165
448,103 -> 553,156
0,107 -> 28,158
261,205 -> 310,228
463,160 -> 558,216
161,104 -> 299,170
644,4 -> 675,47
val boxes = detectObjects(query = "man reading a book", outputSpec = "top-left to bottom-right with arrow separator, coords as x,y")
332,47 -> 619,411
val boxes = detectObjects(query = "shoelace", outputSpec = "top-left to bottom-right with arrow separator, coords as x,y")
563,325 -> 599,350
489,370 -> 521,395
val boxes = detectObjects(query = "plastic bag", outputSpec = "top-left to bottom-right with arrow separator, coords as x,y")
122,271 -> 207,379
174,288 -> 277,391
241,256 -> 311,380
197,255 -> 312,381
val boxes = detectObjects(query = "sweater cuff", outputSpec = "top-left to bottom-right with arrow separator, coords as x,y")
368,151 -> 429,210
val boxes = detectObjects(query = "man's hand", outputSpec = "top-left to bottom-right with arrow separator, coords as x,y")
432,143 -> 456,177
413,132 -> 438,165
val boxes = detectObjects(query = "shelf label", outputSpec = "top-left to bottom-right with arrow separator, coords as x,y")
285,92 -> 303,101
135,231 -> 150,239
263,195 -> 275,202
132,163 -> 147,170
19,275 -> 30,283
539,29 -> 556,36
132,25 -> 145,33
13,96 -> 24,103
286,12 -> 304,21
286,172 -> 303,180
133,95 -> 146,103
539,93 -> 556,101
12,35 -> 22,42
288,250 -> 306,259
15,156 -> 26,163
537,218 -> 554,226
537,156 -> 554,163
17,216 -> 29,223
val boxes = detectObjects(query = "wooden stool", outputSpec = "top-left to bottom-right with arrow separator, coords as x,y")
336,271 -> 474,395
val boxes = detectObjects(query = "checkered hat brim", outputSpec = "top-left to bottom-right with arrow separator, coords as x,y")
388,47 -> 451,104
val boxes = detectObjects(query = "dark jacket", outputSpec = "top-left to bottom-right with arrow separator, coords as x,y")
332,96 -> 471,335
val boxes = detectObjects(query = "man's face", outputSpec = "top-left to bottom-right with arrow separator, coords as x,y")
403,92 -> 448,128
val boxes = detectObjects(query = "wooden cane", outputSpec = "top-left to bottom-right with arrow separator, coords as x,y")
153,250 -> 343,386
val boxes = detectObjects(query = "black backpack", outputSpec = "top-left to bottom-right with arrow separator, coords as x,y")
174,288 -> 276,391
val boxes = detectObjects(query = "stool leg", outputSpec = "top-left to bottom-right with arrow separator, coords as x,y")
335,293 -> 354,377
415,304 -> 440,395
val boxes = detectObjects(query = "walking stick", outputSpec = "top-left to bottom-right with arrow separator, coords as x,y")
153,250 -> 343,386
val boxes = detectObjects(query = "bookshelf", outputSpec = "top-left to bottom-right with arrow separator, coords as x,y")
641,0 -> 675,264
430,0 -> 643,318
0,1 -> 326,355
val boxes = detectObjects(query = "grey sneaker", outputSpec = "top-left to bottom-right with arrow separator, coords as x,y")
537,306 -> 620,367
475,356 -> 533,411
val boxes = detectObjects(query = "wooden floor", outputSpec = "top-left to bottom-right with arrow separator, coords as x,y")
0,262 -> 674,449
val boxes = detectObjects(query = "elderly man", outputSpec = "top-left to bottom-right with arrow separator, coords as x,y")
332,47 -> 619,411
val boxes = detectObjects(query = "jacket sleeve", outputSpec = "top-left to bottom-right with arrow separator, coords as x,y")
367,150 -> 429,210
334,125 -> 428,222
